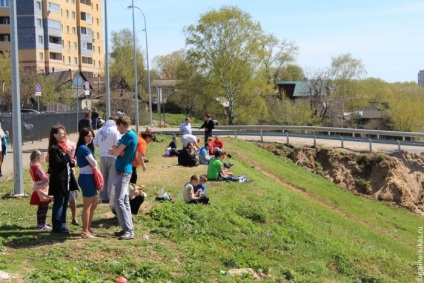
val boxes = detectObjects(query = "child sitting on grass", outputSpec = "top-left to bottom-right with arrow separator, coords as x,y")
194,174 -> 208,196
29,150 -> 53,231
183,175 -> 209,204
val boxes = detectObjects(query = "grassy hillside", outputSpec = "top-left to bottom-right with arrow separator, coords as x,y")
0,135 -> 421,282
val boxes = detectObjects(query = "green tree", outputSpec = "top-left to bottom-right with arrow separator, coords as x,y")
0,52 -> 12,110
261,35 -> 299,86
109,28 -> 145,95
184,6 -> 269,125
152,49 -> 185,79
385,82 -> 424,132
328,53 -> 367,127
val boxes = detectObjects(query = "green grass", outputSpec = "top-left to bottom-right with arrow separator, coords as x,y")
0,135 -> 421,282
151,113 -> 204,127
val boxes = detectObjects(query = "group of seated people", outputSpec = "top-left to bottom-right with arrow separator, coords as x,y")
167,135 -> 247,204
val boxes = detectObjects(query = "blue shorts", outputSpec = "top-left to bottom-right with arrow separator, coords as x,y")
78,174 -> 97,197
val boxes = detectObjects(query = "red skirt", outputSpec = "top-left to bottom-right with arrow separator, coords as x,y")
29,191 -> 51,206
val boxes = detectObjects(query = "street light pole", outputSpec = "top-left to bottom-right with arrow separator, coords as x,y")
128,5 -> 152,126
130,0 -> 139,132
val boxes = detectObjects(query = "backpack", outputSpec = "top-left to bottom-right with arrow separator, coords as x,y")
212,120 -> 218,126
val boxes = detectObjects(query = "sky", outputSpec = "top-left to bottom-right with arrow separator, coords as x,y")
105,0 -> 424,83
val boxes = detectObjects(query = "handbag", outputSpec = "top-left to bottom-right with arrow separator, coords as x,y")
91,166 -> 104,191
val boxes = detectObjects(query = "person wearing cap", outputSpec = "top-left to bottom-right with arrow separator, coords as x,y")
130,131 -> 153,184
200,114 -> 215,144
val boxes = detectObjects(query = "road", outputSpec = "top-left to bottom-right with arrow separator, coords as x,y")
1,127 -> 423,181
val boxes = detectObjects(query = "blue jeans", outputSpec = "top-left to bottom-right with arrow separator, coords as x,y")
51,193 -> 69,232
114,172 -> 133,234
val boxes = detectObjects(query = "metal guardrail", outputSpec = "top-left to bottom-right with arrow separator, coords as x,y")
214,125 -> 424,141
159,125 -> 424,153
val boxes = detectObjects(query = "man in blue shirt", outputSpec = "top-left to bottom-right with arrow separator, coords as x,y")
108,116 -> 137,240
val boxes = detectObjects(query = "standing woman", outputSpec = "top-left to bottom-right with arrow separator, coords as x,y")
48,125 -> 72,234
0,122 -> 10,177
75,128 -> 98,239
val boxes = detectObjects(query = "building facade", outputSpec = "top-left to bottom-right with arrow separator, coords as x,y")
0,0 -> 103,78
418,70 -> 424,87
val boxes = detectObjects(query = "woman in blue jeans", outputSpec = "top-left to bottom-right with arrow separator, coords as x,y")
47,125 -> 72,234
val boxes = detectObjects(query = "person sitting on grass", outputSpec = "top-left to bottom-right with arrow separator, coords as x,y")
165,135 -> 179,157
183,174 -> 209,204
198,142 -> 212,165
207,151 -> 246,182
178,142 -> 199,167
194,174 -> 208,196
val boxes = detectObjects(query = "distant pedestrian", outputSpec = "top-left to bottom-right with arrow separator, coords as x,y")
200,114 -> 214,143
0,122 -> 9,177
78,111 -> 92,132
179,116 -> 192,135
91,108 -> 99,130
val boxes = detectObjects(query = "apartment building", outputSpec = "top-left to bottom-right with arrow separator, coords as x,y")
0,0 -> 103,78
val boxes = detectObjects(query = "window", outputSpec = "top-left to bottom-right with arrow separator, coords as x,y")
72,27 -> 76,34
48,2 -> 60,13
67,41 -> 70,48
92,45 -> 95,53
74,57 -> 77,65
38,35 -> 43,44
66,10 -> 69,18
97,32 -> 99,39
97,46 -> 100,53
50,52 -> 61,60
0,0 -> 9,7
36,18 -> 42,27
68,56 -> 71,64
0,34 -> 10,41
71,11 -> 75,19
73,42 -> 77,49
0,17 -> 10,24
93,60 -> 96,67
96,4 -> 98,11
87,43 -> 92,50
80,0 -> 92,5
39,52 -> 43,61
48,19 -> 61,29
96,18 -> 99,25
66,25 -> 69,33
82,42 -> 86,50
81,12 -> 92,24
80,27 -> 92,36
82,56 -> 93,64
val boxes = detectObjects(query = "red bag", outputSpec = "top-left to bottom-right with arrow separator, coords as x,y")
92,166 -> 104,191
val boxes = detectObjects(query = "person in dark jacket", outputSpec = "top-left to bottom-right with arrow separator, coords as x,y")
78,111 -> 92,132
200,114 -> 215,143
178,142 -> 198,167
48,125 -> 72,234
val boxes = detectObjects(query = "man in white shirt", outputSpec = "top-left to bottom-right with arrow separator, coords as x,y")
179,116 -> 192,135
93,117 -> 121,203
181,134 -> 200,150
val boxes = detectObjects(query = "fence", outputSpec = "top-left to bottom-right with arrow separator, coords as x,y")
0,112 -> 85,144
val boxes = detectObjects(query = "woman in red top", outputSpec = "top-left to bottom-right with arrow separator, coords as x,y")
213,135 -> 224,152
29,150 -> 52,231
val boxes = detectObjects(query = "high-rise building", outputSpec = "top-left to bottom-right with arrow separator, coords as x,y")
0,0 -> 103,78
418,70 -> 424,87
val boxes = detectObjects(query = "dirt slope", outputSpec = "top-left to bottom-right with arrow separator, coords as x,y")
258,144 -> 424,216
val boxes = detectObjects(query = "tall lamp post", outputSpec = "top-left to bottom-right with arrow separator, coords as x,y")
128,4 -> 153,127
129,0 -> 139,132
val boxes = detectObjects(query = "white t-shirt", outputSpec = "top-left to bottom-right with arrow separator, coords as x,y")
182,182 -> 194,203
181,134 -> 197,148
93,120 -> 121,157
179,122 -> 192,135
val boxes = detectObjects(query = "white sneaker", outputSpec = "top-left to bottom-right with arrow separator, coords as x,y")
37,225 -> 52,231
